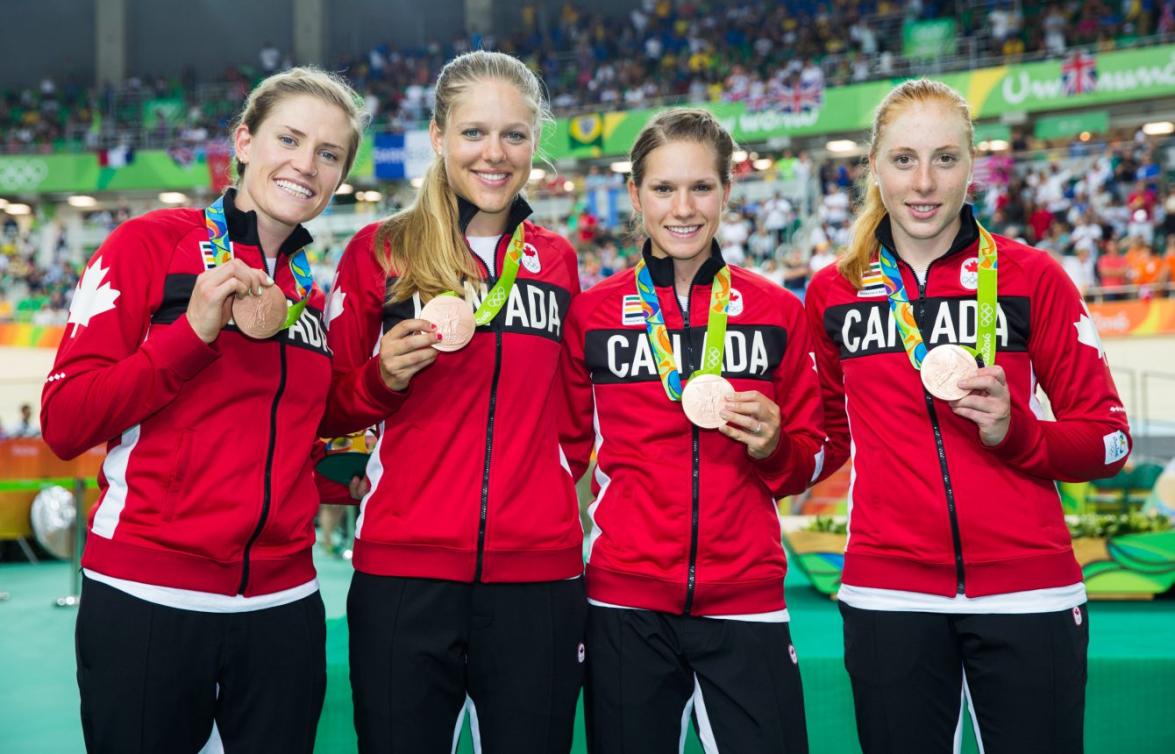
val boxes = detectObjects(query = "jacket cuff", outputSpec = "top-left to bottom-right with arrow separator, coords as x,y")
361,357 -> 409,412
146,314 -> 220,380
985,394 -> 1043,464
752,426 -> 796,478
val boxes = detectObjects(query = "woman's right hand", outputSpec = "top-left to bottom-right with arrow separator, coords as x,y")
186,259 -> 274,343
378,318 -> 441,391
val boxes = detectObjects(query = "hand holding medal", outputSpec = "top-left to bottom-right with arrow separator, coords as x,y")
880,222 -> 1009,444
186,258 -> 275,344
718,389 -> 782,459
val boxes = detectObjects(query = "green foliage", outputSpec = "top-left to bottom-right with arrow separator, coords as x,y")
805,515 -> 848,535
1068,512 -> 1172,540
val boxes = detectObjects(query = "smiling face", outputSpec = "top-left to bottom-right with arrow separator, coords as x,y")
629,139 -> 731,267
870,99 -> 973,259
431,77 -> 537,236
233,94 -> 352,241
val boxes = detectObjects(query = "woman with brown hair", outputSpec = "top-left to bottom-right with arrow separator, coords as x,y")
560,108 -> 823,753
320,50 -> 585,752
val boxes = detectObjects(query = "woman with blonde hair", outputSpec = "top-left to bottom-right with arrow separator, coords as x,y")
320,50 -> 585,752
805,79 -> 1130,752
42,67 -> 367,753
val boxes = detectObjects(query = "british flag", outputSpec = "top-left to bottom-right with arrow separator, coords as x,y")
777,81 -> 823,114
1061,50 -> 1098,96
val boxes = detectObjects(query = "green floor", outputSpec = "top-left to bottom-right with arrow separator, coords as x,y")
2,554 -> 1174,753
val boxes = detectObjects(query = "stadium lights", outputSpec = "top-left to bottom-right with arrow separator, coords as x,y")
563,180 -> 575,192
0,198 -> 8,209
158,192 -> 188,205
67,195 -> 97,208
335,183 -> 354,195
1142,121 -> 1175,136
732,150 -> 748,163
610,161 -> 632,174
1079,132 -> 1092,142
752,158 -> 773,171
987,139 -> 1010,151
357,191 -> 383,203
410,177 -> 424,188
5,203 -> 31,215
530,168 -> 546,182
826,140 -> 858,154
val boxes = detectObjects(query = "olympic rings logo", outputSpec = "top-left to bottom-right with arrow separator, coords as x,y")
0,159 -> 48,190
705,346 -> 722,369
978,303 -> 995,328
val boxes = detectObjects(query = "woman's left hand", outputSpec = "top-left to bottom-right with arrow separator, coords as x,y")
950,365 -> 1011,446
719,390 -> 781,459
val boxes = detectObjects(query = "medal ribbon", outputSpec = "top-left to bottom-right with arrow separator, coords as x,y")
435,222 -> 526,324
877,218 -> 998,370
204,195 -> 314,332
633,259 -> 731,401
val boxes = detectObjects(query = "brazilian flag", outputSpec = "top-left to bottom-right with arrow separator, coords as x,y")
569,113 -> 604,152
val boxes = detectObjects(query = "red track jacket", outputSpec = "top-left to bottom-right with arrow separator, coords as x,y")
806,210 -> 1131,597
320,198 -> 584,583
41,190 -> 331,596
560,243 -> 825,615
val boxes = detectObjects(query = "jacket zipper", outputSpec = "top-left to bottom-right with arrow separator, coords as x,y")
239,339 -> 287,594
914,271 -> 966,594
674,285 -> 702,615
472,234 -> 508,582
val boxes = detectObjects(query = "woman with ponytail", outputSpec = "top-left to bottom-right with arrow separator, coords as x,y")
805,79 -> 1131,753
320,50 -> 585,752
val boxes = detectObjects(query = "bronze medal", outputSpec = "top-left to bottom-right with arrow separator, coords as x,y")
681,374 -> 735,429
420,295 -> 476,352
232,285 -> 288,340
919,344 -> 978,401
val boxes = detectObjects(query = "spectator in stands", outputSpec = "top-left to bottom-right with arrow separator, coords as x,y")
8,403 -> 39,438
1096,236 -> 1129,297
1129,238 -> 1166,297
1063,243 -> 1097,295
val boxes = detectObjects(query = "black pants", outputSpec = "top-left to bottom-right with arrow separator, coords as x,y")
347,572 -> 587,753
840,602 -> 1089,754
76,576 -> 326,754
585,606 -> 809,754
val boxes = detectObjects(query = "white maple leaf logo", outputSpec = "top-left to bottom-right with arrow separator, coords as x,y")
67,256 -> 120,337
326,286 -> 346,329
1074,314 -> 1105,360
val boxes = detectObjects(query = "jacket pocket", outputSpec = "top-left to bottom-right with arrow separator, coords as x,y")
165,430 -> 194,519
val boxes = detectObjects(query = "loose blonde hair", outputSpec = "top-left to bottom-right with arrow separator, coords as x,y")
838,79 -> 974,287
232,66 -> 368,185
375,51 -> 552,302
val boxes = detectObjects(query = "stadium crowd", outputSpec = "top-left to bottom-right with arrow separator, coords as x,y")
4,130 -> 1175,323
2,0 -> 1173,153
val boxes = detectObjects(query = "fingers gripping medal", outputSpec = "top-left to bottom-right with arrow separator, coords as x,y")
232,286 -> 288,340
919,344 -> 978,401
204,195 -> 315,340
422,223 -> 527,353
420,294 -> 475,352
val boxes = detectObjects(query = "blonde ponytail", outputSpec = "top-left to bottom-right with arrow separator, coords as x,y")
838,176 -> 887,287
375,159 -> 480,302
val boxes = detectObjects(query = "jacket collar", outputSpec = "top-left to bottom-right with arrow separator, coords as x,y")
221,187 -> 315,257
875,203 -> 979,263
640,239 -> 727,288
456,194 -> 533,237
